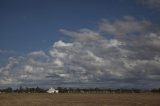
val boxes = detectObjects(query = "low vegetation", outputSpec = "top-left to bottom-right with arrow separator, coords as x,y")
0,86 -> 160,93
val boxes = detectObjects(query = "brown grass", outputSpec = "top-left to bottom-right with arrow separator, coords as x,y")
0,93 -> 160,106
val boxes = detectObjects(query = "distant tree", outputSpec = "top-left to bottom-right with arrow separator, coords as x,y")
57,87 -> 63,93
151,88 -> 160,93
4,87 -> 12,93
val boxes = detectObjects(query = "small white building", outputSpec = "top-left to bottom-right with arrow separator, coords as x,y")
47,88 -> 59,93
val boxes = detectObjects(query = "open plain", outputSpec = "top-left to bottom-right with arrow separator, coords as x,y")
0,93 -> 160,106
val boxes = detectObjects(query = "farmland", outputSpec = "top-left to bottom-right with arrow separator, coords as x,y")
0,93 -> 160,106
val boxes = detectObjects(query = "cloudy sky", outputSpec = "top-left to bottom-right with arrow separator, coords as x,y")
0,0 -> 160,89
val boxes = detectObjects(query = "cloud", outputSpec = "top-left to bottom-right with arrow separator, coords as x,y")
0,16 -> 160,88
0,57 -> 21,85
53,40 -> 73,48
99,16 -> 151,36
28,50 -> 47,57
60,28 -> 103,42
138,0 -> 160,10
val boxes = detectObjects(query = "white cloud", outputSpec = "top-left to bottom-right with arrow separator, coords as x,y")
29,50 -> 47,57
100,39 -> 125,49
0,57 -> 21,85
0,17 -> 160,88
49,49 -> 67,58
53,58 -> 64,66
53,40 -> 73,48
24,65 -> 33,73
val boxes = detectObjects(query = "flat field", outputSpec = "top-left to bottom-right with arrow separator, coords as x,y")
0,93 -> 160,106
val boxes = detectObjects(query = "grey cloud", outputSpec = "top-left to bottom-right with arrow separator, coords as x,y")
122,32 -> 160,60
0,17 -> 160,89
60,28 -> 103,42
138,0 -> 160,10
99,16 -> 151,36
0,57 -> 21,85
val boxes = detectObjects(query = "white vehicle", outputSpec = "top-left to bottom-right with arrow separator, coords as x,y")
47,88 -> 59,93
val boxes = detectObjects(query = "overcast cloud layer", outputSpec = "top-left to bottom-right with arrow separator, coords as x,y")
0,16 -> 160,89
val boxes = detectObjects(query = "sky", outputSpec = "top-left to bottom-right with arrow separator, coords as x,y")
0,0 -> 160,89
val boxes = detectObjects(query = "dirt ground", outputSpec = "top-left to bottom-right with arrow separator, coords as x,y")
0,93 -> 159,106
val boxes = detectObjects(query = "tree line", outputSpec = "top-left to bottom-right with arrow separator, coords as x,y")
0,86 -> 160,93
0,86 -> 46,93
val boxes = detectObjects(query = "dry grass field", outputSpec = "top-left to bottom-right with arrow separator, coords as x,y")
0,93 -> 160,106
